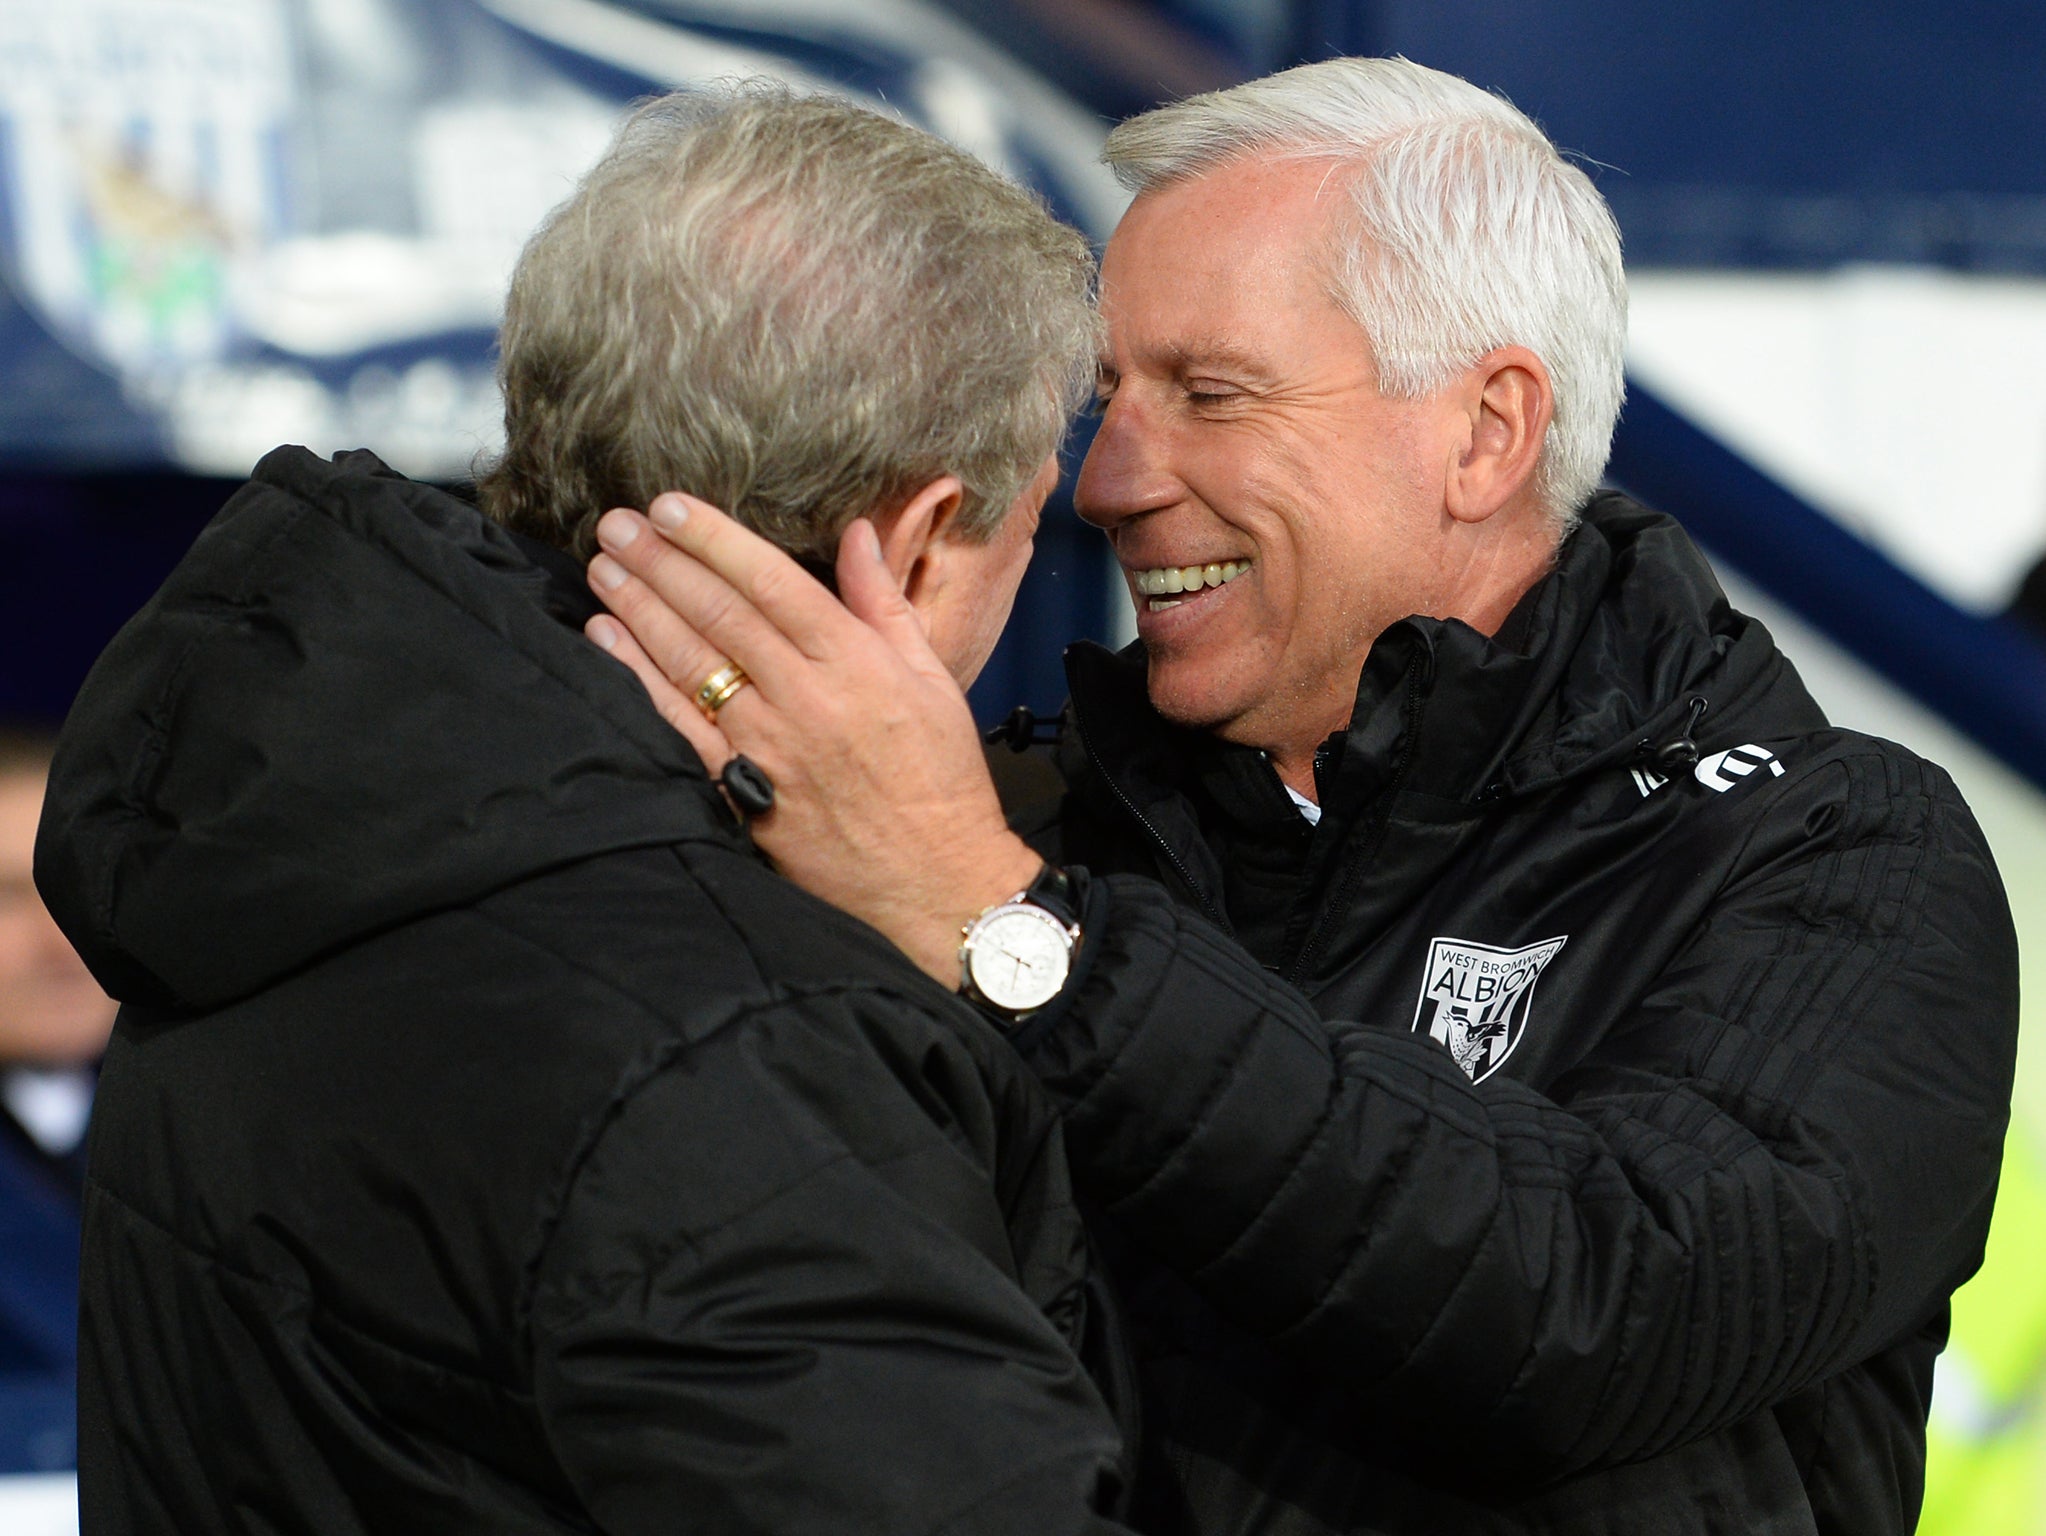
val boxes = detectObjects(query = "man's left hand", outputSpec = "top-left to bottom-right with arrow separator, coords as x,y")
584,493 -> 1041,990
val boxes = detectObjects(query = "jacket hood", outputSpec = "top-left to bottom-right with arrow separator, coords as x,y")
1065,493 -> 1824,809
37,447 -> 739,1011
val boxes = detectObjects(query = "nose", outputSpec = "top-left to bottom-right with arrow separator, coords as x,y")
1074,399 -> 1180,532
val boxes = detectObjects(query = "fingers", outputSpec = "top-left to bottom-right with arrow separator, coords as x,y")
834,520 -> 945,674
585,612 -> 734,775
636,493 -> 859,661
591,507 -> 806,694
830,523 -> 920,642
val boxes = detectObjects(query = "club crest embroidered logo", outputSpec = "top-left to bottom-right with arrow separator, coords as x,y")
1410,935 -> 1568,1082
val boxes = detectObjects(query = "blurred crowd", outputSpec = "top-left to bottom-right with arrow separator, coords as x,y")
0,728 -> 113,1440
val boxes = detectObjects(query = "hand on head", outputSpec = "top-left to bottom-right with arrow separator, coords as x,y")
586,493 -> 1040,988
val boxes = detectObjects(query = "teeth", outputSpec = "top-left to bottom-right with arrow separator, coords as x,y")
1133,560 -> 1251,597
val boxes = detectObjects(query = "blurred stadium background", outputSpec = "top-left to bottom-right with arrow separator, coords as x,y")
1,2 -> 2043,1529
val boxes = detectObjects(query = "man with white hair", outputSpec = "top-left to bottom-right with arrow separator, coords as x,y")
589,57 -> 2019,1535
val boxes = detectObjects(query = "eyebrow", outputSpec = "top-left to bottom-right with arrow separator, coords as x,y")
1174,336 -> 1267,368
1103,337 -> 1277,384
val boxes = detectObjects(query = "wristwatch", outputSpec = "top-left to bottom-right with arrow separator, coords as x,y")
958,863 -> 1081,1021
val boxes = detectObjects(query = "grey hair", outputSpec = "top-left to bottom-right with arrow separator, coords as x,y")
480,84 -> 1099,560
1105,57 -> 1626,528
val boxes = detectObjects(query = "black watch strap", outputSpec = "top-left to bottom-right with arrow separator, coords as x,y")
1021,861 -> 1080,928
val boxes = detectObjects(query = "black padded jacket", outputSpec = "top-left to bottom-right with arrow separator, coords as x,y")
999,494 -> 2019,1535
37,448 -> 1135,1535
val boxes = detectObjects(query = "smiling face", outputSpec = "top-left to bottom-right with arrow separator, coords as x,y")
1077,154 -> 1474,771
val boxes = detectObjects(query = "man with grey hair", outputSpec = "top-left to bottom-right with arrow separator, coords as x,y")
589,57 -> 2017,1536
38,87 -> 1141,1533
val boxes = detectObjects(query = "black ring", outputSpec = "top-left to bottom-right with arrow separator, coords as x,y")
720,754 -> 777,819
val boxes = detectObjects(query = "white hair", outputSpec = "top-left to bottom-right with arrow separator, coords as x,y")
1105,57 -> 1627,529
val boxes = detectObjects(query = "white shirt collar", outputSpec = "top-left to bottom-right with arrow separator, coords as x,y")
1283,783 -> 1323,826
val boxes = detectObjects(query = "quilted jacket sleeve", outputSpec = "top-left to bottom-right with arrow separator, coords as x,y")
527,986 -> 1133,1535
1014,749 -> 2018,1481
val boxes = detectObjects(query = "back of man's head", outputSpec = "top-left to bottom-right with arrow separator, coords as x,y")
1105,57 -> 1626,529
482,85 -> 1098,560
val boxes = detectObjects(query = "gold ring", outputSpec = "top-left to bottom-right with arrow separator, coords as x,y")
694,661 -> 751,718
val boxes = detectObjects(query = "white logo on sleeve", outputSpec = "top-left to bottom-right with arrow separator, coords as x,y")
1410,935 -> 1568,1082
1629,766 -> 1669,798
1695,744 -> 1786,793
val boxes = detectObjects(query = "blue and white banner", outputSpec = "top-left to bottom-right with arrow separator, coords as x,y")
0,0 -> 1123,478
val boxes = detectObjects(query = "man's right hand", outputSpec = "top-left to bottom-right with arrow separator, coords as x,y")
584,494 -> 1042,991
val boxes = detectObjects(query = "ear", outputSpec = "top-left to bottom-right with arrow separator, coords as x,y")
871,476 -> 966,609
1446,347 -> 1553,526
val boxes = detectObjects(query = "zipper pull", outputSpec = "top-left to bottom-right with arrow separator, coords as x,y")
1641,695 -> 1710,774
983,705 -> 1062,753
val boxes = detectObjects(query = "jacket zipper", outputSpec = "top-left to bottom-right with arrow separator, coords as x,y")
1283,653 -> 1429,988
1070,707 -> 1233,936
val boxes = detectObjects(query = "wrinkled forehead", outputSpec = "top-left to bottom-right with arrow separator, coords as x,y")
1097,155 -> 1364,370
1104,151 -> 1351,266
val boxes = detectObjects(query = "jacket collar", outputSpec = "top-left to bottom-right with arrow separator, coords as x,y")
1063,493 -> 1815,827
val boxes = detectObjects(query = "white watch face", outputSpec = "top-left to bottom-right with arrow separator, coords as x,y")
965,904 -> 1072,1012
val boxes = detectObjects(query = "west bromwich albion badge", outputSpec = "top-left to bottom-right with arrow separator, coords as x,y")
1410,935 -> 1568,1082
